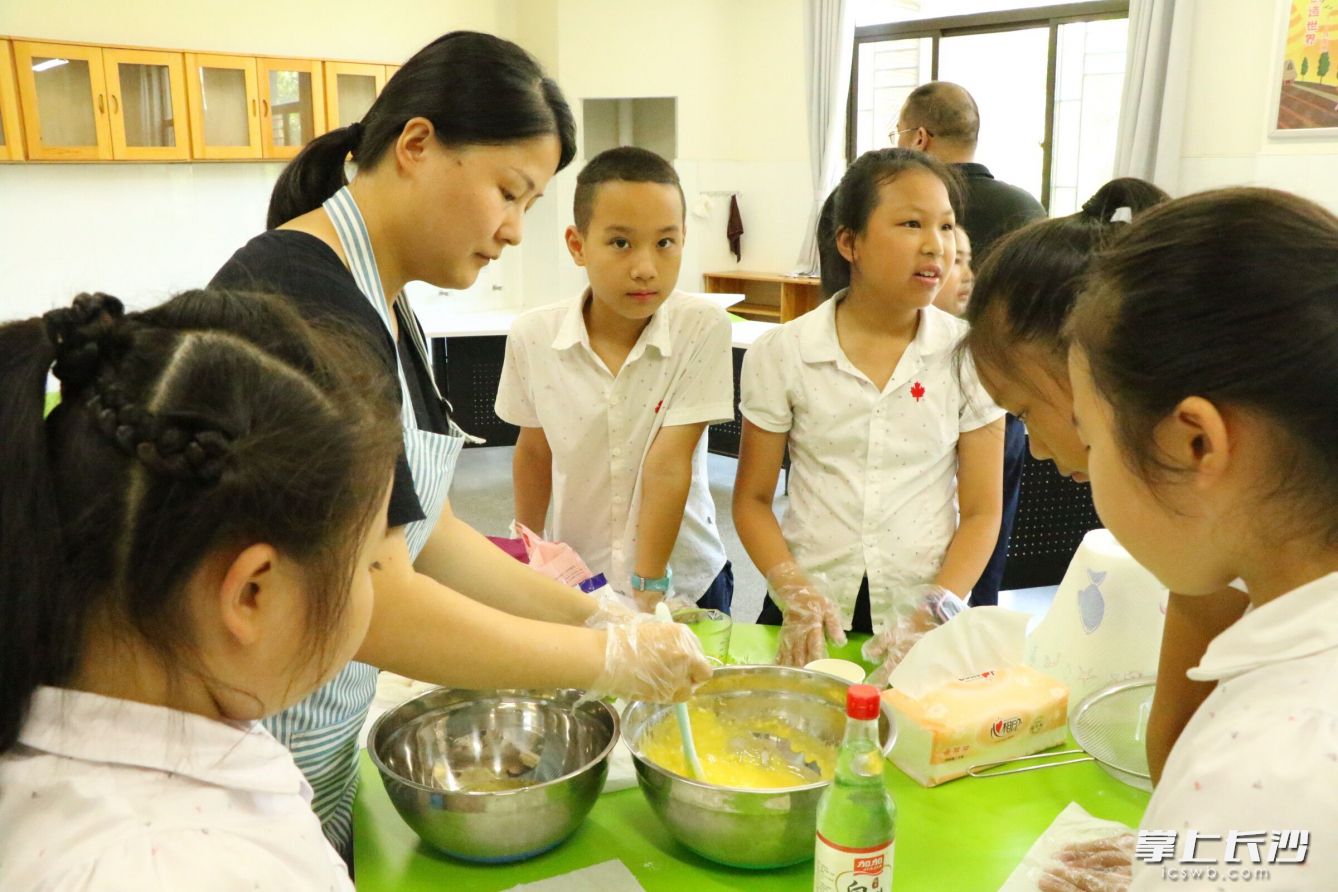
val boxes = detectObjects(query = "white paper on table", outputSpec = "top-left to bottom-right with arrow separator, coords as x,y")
605,733 -> 638,793
996,802 -> 1135,892
503,859 -> 647,892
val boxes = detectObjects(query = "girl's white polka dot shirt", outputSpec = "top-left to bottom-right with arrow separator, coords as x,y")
740,293 -> 1002,627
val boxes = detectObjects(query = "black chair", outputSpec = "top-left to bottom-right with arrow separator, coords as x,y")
436,335 -> 519,448
999,451 -> 1103,591
707,347 -> 746,457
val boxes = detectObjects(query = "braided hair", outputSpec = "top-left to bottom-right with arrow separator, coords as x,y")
0,289 -> 401,751
44,294 -> 234,483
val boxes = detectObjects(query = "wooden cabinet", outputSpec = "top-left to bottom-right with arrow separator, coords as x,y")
324,61 -> 384,130
258,57 -> 324,158
102,48 -> 189,160
184,53 -> 261,159
5,37 -> 395,163
703,271 -> 823,323
13,40 -> 112,160
0,40 -> 24,160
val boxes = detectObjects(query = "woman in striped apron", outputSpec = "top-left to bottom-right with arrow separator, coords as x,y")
210,32 -> 711,862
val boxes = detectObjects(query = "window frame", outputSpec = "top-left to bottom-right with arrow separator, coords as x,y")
846,0 -> 1130,211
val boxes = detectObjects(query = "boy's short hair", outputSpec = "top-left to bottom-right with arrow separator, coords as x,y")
573,146 -> 685,232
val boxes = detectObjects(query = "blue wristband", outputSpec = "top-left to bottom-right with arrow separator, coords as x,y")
630,567 -> 673,592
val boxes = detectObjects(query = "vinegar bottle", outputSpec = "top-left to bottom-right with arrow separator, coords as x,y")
813,684 -> 896,892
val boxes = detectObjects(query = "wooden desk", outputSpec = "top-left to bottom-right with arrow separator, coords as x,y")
703,271 -> 822,323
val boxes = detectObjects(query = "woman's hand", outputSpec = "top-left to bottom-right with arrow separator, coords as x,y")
584,589 -> 639,628
768,562 -> 848,667
588,619 -> 713,702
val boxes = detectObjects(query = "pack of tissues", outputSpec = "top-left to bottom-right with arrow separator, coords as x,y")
880,607 -> 1069,787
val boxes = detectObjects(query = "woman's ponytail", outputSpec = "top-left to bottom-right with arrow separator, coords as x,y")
266,124 -> 363,230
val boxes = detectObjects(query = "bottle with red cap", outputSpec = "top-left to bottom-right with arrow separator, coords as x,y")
813,684 -> 896,892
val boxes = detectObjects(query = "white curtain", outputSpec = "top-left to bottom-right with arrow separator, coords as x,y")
1114,0 -> 1197,193
793,0 -> 855,275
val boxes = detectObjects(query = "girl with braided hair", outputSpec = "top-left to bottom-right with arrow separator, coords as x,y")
0,289 -> 402,889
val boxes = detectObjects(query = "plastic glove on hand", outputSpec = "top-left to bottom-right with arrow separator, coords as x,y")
862,584 -> 963,687
631,587 -> 666,614
767,562 -> 847,667
587,618 -> 713,702
1038,833 -> 1135,892
584,589 -> 639,628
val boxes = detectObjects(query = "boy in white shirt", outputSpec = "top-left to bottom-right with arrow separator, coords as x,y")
496,147 -> 735,611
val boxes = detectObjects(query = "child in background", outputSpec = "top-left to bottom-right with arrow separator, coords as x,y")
733,148 -> 1005,680
0,290 -> 402,890
1047,187 -> 1338,889
496,147 -> 735,612
957,178 -> 1243,785
931,227 -> 974,316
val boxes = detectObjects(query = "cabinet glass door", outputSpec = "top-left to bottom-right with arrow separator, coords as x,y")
14,41 -> 112,160
259,58 -> 324,158
324,61 -> 384,130
0,40 -> 24,160
103,48 -> 189,160
185,53 -> 261,160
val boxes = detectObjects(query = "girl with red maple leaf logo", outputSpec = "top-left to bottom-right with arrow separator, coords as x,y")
733,149 -> 1005,683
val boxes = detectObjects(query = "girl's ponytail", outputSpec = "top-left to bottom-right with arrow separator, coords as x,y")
266,124 -> 363,230
0,294 -> 127,749
1080,177 -> 1170,225
817,190 -> 847,298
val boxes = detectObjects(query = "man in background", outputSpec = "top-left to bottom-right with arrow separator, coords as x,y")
893,81 -> 1044,264
893,81 -> 1044,608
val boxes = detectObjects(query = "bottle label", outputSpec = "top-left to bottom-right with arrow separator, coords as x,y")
814,832 -> 893,892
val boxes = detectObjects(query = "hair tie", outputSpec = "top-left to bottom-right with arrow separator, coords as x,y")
1110,206 -> 1132,223
347,121 -> 364,147
43,293 -> 128,391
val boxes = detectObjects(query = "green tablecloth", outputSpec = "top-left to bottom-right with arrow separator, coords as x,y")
353,624 -> 1149,891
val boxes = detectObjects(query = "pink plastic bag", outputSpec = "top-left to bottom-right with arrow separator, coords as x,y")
513,523 -> 594,587
487,536 -> 530,563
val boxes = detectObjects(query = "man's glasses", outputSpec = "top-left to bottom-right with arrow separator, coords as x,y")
888,125 -> 933,143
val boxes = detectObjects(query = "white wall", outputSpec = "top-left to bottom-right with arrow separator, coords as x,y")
0,0 -> 511,322
513,0 -> 813,306
1175,0 -> 1338,209
0,0 -> 817,321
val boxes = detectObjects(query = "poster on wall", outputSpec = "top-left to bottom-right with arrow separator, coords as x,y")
1272,0 -> 1338,136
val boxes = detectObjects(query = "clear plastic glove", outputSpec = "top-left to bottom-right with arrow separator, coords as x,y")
862,584 -> 966,687
586,618 -> 713,702
584,588 -> 639,628
630,585 -> 680,614
767,562 -> 848,667
1038,833 -> 1135,892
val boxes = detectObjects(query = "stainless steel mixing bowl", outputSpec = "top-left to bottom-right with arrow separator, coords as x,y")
369,687 -> 619,863
622,665 -> 896,869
